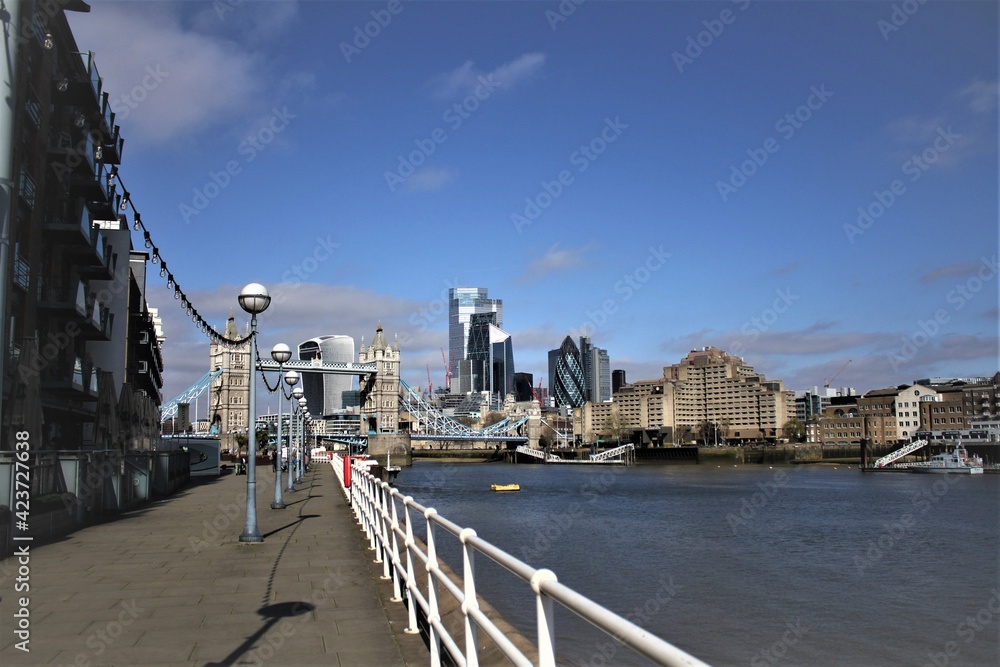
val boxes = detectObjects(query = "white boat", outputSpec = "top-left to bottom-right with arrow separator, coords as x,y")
911,444 -> 984,474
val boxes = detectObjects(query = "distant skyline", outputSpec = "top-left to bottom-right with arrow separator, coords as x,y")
66,1 -> 998,409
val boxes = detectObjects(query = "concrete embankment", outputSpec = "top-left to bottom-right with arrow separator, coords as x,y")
413,444 -> 862,465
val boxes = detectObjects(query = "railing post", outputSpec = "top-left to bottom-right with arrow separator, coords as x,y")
531,569 -> 559,667
425,508 -> 441,667
403,500 -> 420,634
389,496 -> 403,602
460,528 -> 480,667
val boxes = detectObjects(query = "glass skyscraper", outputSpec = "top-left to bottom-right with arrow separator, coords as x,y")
448,287 -> 502,393
466,312 -> 515,408
548,336 -> 587,408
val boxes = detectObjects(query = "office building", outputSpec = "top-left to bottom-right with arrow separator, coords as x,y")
612,369 -> 627,395
580,336 -> 611,403
513,372 -> 535,402
448,287 -> 501,393
298,335 -> 355,416
548,336 -> 586,408
466,312 -> 514,408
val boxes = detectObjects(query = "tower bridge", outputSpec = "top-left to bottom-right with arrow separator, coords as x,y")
164,322 -> 542,467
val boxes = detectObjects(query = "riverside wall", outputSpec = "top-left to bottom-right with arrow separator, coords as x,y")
412,444 -> 868,465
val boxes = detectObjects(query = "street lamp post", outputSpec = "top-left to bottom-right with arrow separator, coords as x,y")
297,396 -> 308,482
270,344 -> 291,510
284,371 -> 299,492
302,408 -> 310,479
238,282 -> 270,543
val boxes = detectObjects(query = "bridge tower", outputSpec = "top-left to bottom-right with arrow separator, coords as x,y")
527,399 -> 542,449
358,323 -> 411,467
207,312 -> 251,453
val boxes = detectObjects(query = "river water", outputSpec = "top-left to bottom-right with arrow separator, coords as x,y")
392,460 -> 1000,666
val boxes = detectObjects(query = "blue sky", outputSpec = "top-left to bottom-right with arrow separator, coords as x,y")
68,1 -> 998,409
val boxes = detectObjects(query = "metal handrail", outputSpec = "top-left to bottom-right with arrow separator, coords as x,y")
332,454 -> 712,667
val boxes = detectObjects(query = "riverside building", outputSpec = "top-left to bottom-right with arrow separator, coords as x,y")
574,346 -> 795,446
447,287 -> 501,394
1,0 -> 163,452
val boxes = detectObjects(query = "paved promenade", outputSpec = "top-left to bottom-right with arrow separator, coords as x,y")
0,462 -> 428,666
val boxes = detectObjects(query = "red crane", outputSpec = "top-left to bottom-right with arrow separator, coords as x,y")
824,359 -> 851,388
440,348 -> 453,392
425,364 -> 433,398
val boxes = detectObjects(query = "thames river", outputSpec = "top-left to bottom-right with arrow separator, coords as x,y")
393,460 -> 1000,666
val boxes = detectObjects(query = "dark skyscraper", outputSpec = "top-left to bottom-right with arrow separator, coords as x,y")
612,369 -> 627,395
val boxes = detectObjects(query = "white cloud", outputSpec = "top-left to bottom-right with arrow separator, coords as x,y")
431,52 -> 546,99
519,243 -> 595,284
404,167 -> 457,192
68,4 -> 270,147
958,79 -> 999,114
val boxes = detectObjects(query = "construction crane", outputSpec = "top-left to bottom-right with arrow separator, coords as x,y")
535,376 -> 543,403
425,364 -> 433,398
824,359 -> 851,388
440,348 -> 453,392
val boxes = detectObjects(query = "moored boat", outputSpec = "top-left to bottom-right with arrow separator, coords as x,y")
491,483 -> 520,492
910,444 -> 984,474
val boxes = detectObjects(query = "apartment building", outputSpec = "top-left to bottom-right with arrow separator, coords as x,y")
665,347 -> 795,442
1,0 -> 163,451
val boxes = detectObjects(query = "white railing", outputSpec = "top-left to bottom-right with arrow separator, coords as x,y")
873,439 -> 928,468
331,454 -> 712,667
590,443 -> 636,463
514,445 -> 562,463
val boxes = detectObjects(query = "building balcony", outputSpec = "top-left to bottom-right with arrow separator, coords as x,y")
72,161 -> 111,201
41,356 -> 97,400
38,280 -> 88,319
63,51 -> 103,111
43,202 -> 93,250
77,231 -> 113,281
77,300 -> 111,342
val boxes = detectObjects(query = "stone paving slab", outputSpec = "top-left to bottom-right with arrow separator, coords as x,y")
0,463 -> 428,666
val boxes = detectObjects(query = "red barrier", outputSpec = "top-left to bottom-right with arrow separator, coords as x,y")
343,455 -> 351,488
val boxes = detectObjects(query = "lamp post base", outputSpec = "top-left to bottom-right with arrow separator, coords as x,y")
270,501 -> 286,509
239,531 -> 264,543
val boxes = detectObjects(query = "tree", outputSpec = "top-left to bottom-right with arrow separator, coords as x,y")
783,418 -> 806,443
601,411 -> 633,445
696,421 -> 724,446
482,411 -> 506,427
